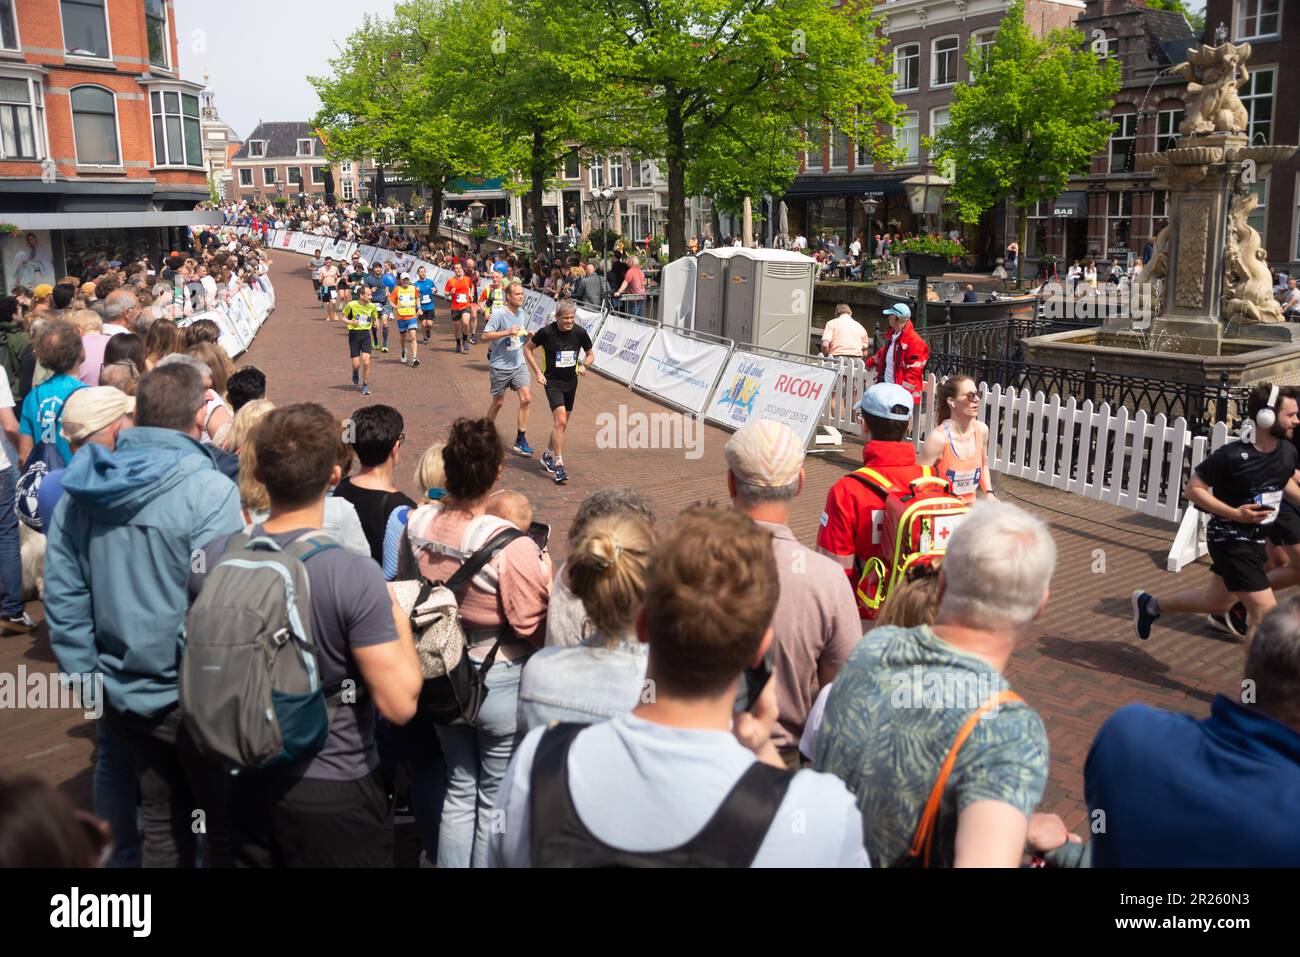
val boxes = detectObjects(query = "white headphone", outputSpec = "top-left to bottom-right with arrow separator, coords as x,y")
1256,384 -> 1281,430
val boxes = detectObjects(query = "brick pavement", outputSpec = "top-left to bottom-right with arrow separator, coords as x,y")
1,255 -> 1251,840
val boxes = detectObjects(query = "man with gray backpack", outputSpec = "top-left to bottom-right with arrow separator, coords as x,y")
185,403 -> 423,867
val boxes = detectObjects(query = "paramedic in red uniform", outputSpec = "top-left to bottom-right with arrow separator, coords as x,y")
866,303 -> 929,402
817,382 -> 929,619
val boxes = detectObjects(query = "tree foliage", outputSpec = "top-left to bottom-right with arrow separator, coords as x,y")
929,0 -> 1121,283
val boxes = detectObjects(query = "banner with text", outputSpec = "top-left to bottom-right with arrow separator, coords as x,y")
591,314 -> 656,385
706,350 -> 838,447
632,328 -> 732,415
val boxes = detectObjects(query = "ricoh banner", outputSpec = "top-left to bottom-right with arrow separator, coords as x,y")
706,351 -> 837,447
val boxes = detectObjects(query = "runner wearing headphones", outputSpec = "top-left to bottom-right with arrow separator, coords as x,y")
1134,384 -> 1300,643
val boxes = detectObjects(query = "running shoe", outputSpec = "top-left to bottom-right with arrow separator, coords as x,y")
513,437 -> 534,457
1131,590 -> 1158,641
411,358 -> 420,368
1207,602 -> 1249,640
361,384 -> 371,396
470,335 -> 479,345
540,449 -> 557,474
554,464 -> 568,485
381,346 -> 390,353
0,612 -> 38,635
455,339 -> 463,354
352,369 -> 360,386
400,351 -> 407,363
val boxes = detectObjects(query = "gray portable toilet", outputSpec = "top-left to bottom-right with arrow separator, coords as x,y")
722,249 -> 817,353
692,247 -> 745,338
658,256 -> 697,329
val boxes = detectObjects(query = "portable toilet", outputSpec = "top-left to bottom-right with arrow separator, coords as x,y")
721,248 -> 817,354
692,247 -> 746,339
658,256 -> 697,329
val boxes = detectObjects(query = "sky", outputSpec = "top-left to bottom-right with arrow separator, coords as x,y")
174,0 -> 1211,142
173,0 -> 396,140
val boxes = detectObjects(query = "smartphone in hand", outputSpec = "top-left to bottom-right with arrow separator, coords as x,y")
528,521 -> 550,551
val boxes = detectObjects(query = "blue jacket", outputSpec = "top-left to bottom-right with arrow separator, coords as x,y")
45,427 -> 243,717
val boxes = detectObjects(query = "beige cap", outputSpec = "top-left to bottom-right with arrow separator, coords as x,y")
61,387 -> 135,443
724,419 -> 804,488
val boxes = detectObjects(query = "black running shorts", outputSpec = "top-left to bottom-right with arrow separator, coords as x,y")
348,329 -> 372,357
1207,537 -> 1270,594
545,379 -> 577,412
1266,502 -> 1300,547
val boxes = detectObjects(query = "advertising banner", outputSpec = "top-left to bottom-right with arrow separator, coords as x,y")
706,350 -> 838,447
590,314 -> 656,385
632,328 -> 732,415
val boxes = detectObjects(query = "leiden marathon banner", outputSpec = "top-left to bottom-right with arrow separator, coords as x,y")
632,327 -> 731,415
706,350 -> 838,448
591,313 -> 657,385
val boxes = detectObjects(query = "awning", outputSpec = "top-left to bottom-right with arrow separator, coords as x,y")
781,176 -> 906,198
3,211 -> 222,230
1052,192 -> 1088,219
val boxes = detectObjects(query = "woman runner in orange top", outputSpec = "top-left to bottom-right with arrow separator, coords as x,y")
920,375 -> 995,504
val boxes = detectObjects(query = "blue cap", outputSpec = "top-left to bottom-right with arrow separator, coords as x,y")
883,302 -> 911,320
855,382 -> 915,420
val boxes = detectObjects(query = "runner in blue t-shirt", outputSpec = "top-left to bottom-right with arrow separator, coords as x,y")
414,266 -> 437,345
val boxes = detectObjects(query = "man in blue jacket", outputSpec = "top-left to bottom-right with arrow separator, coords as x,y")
46,363 -> 243,868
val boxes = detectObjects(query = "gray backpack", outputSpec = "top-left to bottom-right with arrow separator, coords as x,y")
180,531 -> 342,770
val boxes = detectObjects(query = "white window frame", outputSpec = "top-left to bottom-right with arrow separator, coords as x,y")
297,138 -> 313,157
286,166 -> 303,188
894,43 -> 919,93
149,87 -> 202,168
970,30 -> 995,79
144,0 -> 170,71
1109,112 -> 1137,174
342,178 -> 355,200
1241,65 -> 1275,145
1106,190 -> 1134,256
1097,32 -> 1119,61
0,0 -> 21,52
930,106 -> 950,140
0,73 -> 47,161
1025,200 -> 1051,259
629,155 -> 645,188
1248,175 -> 1268,243
69,83 -> 121,168
340,161 -> 352,173
588,154 -> 606,190
262,166 -> 276,186
895,112 -> 919,166
609,153 -> 624,188
829,127 -> 850,169
238,167 -> 253,187
60,0 -> 113,62
562,151 -> 580,180
1152,188 -> 1169,222
1234,0 -> 1281,42
248,139 -> 266,158
931,36 -> 960,89
311,165 -> 327,185
1155,108 -> 1184,152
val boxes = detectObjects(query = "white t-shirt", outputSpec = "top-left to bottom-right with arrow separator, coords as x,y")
883,328 -> 899,384
488,712 -> 869,868
0,367 -> 13,471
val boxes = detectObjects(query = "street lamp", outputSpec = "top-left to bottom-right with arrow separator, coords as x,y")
901,173 -> 952,332
858,196 -> 880,279
591,187 -> 616,306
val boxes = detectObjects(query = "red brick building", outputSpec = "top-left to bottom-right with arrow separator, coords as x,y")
0,0 -> 216,286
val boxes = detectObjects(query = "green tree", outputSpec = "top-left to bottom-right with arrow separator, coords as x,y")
1143,0 -> 1206,35
311,3 -> 514,238
929,0 -> 1121,286
524,0 -> 900,259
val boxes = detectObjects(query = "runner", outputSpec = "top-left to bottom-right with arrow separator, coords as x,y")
342,284 -> 378,396
390,273 -> 422,368
463,257 -> 482,345
308,248 -> 325,300
479,270 -> 506,320
377,262 -> 396,353
526,300 -> 593,485
443,261 -> 475,355
481,280 -> 534,456
414,265 -> 436,344
1134,384 -> 1300,643
919,374 -> 995,504
319,257 -> 341,321
363,263 -> 387,352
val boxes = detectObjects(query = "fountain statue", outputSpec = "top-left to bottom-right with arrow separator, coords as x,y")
1133,40 -> 1298,348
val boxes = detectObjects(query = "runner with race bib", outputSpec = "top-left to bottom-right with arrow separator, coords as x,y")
920,374 -> 994,505
526,299 -> 594,485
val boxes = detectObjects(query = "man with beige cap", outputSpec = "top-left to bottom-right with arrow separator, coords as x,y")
31,387 -> 134,532
723,418 -> 863,768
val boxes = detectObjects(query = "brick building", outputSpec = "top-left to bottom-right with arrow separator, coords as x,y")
782,0 -> 1084,264
0,0 -> 217,286
228,122 -> 334,204
1203,0 -> 1293,269
1020,0 -> 1201,276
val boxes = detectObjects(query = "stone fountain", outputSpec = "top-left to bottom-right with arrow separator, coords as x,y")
1022,41 -> 1300,392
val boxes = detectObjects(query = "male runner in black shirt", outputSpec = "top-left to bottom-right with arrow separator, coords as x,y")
526,299 -> 593,485
1134,384 -> 1300,643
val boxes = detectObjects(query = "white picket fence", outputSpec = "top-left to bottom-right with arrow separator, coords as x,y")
819,364 -> 1235,570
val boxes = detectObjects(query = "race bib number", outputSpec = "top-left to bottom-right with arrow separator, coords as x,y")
455,294 -> 468,304
946,467 -> 980,497
1255,490 -> 1283,525
421,294 -> 432,305
555,349 -> 577,369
